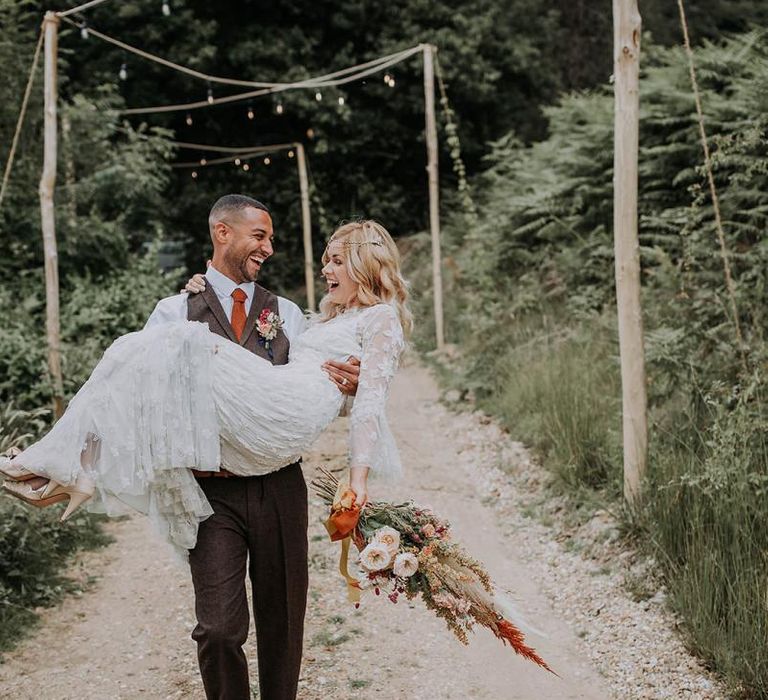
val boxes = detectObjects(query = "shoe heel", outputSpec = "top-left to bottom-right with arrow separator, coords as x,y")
60,490 -> 91,522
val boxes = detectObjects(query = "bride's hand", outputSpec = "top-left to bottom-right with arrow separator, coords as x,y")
349,466 -> 369,508
323,356 -> 361,396
181,260 -> 211,294
182,273 -> 207,294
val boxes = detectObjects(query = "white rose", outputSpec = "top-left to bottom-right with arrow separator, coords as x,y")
358,542 -> 394,572
392,552 -> 419,578
373,526 -> 401,555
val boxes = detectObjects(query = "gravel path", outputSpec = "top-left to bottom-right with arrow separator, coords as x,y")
0,362 -> 724,699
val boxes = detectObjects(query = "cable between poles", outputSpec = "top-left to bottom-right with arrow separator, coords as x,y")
0,27 -> 44,211
57,0 -> 115,18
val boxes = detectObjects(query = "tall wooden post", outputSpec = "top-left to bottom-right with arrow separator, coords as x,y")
613,0 -> 648,505
294,142 -> 315,311
40,11 -> 64,419
422,44 -> 445,350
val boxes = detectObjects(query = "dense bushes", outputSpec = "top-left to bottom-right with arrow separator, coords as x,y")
0,255 -> 177,651
0,253 -> 176,414
404,32 -> 768,697
0,4 -> 179,652
0,497 -> 112,653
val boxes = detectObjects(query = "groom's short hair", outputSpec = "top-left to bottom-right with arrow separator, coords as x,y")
209,194 -> 271,235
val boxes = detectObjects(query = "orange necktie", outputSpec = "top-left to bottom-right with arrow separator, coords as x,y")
231,288 -> 247,341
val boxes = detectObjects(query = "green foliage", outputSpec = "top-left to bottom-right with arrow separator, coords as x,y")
647,392 -> 768,697
0,253 -> 177,412
0,404 -> 111,655
0,3 -> 178,652
493,320 -> 622,490
10,0 -> 757,297
0,498 -> 112,653
406,30 -> 768,696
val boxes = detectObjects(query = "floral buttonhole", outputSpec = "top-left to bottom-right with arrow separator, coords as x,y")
257,308 -> 284,360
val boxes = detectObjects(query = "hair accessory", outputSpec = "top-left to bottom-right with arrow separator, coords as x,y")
342,240 -> 383,247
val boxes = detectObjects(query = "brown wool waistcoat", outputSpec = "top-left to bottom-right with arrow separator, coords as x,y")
187,282 -> 290,365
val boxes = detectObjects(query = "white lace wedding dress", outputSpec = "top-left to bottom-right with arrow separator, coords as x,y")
13,303 -> 404,554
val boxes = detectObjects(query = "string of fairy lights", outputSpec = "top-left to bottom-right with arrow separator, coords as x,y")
60,7 -> 417,179
170,141 -> 299,180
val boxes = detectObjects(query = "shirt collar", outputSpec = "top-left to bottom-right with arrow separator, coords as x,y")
205,265 -> 254,303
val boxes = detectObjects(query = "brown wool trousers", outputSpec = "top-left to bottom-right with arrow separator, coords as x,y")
188,463 -> 309,700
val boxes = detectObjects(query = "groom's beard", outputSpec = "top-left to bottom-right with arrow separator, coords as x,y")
222,249 -> 261,283
239,260 -> 260,282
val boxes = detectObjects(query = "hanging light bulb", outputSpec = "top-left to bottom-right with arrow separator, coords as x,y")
243,163 -> 250,171
119,63 -> 127,81
275,102 -> 284,115
383,73 -> 391,85
191,170 -> 198,179
338,96 -> 345,106
234,157 -> 241,166
306,128 -> 315,139
200,157 -> 207,166
185,113 -> 193,126
80,22 -> 89,40
388,76 -> 396,88
315,91 -> 322,101
206,85 -> 214,104
288,150 -> 295,159
162,0 -> 171,16
264,157 -> 271,165
247,105 -> 255,120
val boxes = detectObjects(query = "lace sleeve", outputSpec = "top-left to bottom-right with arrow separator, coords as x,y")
349,304 -> 405,478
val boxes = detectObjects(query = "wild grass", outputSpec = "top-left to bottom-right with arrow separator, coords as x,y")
412,297 -> 768,697
489,320 -> 622,491
646,397 -> 768,698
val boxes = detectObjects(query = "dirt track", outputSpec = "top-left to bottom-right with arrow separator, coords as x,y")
0,363 -> 717,699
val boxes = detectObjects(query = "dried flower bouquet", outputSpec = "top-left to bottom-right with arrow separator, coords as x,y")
311,468 -> 554,674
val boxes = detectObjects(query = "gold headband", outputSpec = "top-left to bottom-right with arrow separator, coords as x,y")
342,240 -> 383,247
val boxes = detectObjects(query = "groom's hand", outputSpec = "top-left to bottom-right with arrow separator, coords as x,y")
323,356 -> 360,396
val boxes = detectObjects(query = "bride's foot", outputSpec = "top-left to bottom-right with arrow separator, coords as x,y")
3,473 -> 95,521
24,476 -> 50,491
0,450 -> 38,482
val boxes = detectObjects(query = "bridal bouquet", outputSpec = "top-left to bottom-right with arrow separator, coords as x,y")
311,469 -> 554,673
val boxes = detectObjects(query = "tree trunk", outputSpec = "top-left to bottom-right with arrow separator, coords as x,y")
613,0 -> 648,505
295,143 -> 315,311
39,11 -> 64,419
423,44 -> 445,350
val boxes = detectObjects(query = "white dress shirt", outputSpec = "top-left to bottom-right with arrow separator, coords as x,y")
144,266 -> 311,474
144,265 -> 308,341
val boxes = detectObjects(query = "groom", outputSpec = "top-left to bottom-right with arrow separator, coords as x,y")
145,194 -> 359,700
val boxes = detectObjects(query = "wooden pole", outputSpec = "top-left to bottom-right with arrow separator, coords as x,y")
295,142 -> 315,311
422,44 -> 445,350
613,0 -> 648,505
40,11 -> 64,419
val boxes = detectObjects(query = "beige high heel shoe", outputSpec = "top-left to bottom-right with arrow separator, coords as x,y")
2,473 -> 95,521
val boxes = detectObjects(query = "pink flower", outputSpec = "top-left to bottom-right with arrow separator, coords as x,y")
256,309 -> 283,342
373,526 -> 401,556
432,592 -> 457,610
421,523 -> 436,538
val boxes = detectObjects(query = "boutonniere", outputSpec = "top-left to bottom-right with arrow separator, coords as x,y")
257,308 -> 284,359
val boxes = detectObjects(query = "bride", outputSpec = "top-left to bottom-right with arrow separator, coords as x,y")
1,219 -> 411,554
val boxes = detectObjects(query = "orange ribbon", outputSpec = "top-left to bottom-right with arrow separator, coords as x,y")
324,483 -> 363,603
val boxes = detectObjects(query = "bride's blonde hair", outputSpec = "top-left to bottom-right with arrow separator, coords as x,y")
319,220 -> 413,338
